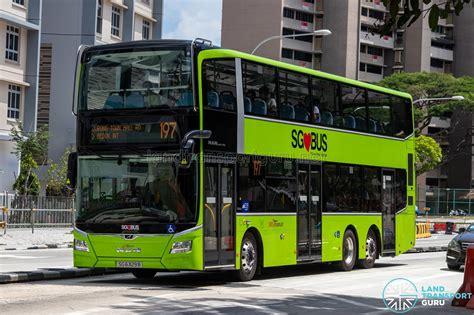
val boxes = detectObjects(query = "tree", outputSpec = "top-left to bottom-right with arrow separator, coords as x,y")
415,135 -> 443,174
10,122 -> 49,195
376,0 -> 472,35
378,72 -> 474,175
10,122 -> 49,165
46,147 -> 74,196
378,72 -> 474,131
13,153 -> 41,196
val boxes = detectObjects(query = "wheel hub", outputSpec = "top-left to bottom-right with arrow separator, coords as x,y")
241,240 -> 256,273
344,237 -> 354,265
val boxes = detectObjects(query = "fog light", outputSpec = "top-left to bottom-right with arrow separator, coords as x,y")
74,239 -> 89,252
170,240 -> 192,254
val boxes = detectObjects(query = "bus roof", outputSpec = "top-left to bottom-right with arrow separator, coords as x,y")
198,48 -> 413,101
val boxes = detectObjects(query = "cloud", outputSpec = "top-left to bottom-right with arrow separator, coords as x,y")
163,0 -> 222,46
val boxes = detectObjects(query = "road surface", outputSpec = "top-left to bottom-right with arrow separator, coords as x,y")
0,252 -> 469,314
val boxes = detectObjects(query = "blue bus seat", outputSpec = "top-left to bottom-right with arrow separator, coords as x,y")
321,111 -> 333,125
207,91 -> 219,108
244,97 -> 252,113
252,98 -> 267,115
343,115 -> 356,129
104,94 -> 124,109
219,91 -> 236,110
355,116 -> 366,130
177,91 -> 193,106
126,91 -> 144,108
280,104 -> 295,120
369,119 -> 377,132
294,107 -> 309,121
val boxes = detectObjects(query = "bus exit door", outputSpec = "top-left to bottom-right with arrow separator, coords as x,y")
204,163 -> 235,268
297,163 -> 322,261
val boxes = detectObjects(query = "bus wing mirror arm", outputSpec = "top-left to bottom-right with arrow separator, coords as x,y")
67,152 -> 78,189
179,130 -> 212,168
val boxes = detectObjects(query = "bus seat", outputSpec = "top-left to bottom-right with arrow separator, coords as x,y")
355,116 -> 366,130
369,119 -> 377,132
220,91 -> 236,110
321,111 -> 333,125
207,91 -> 219,108
126,91 -> 144,108
343,115 -> 356,129
252,99 -> 267,115
104,94 -> 124,109
377,122 -> 384,133
280,104 -> 295,120
177,91 -> 193,106
244,97 -> 252,113
294,107 -> 309,121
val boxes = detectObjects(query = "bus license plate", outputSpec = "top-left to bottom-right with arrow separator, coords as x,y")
116,261 -> 143,268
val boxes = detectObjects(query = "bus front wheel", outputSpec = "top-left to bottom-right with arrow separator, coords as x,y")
235,232 -> 258,281
131,269 -> 157,279
337,229 -> 357,271
359,230 -> 377,269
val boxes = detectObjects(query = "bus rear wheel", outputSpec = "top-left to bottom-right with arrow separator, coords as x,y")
337,230 -> 357,271
235,232 -> 258,281
359,230 -> 377,269
131,269 -> 157,279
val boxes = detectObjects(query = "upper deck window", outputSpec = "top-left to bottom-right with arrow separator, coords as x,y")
80,48 -> 192,111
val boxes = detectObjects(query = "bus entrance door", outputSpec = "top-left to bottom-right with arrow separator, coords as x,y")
297,163 -> 322,261
204,163 -> 235,269
382,170 -> 396,255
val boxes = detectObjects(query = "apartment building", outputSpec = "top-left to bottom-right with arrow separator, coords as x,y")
222,0 -> 474,80
222,0 -> 324,70
39,0 -> 163,166
0,0 -> 41,191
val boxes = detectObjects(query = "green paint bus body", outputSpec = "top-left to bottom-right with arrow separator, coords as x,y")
73,43 -> 415,273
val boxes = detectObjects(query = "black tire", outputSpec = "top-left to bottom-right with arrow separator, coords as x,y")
447,264 -> 460,271
235,232 -> 258,281
337,229 -> 357,271
359,230 -> 378,269
131,269 -> 157,279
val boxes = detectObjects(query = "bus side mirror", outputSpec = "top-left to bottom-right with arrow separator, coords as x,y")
179,130 -> 212,168
67,152 -> 78,188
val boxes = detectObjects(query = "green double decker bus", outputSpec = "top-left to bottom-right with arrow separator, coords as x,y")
70,39 -> 415,281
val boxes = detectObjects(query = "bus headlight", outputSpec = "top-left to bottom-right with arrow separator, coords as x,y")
170,240 -> 192,254
74,239 -> 89,252
448,239 -> 461,252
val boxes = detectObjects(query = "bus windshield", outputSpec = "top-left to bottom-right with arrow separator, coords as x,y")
76,157 -> 198,225
80,48 -> 193,111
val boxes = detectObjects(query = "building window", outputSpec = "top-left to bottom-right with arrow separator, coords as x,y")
142,19 -> 150,40
111,6 -> 121,37
8,85 -> 21,119
366,64 -> 383,74
281,48 -> 293,59
5,25 -> 20,62
96,0 -> 102,34
294,50 -> 312,62
430,58 -> 444,68
12,0 -> 25,6
283,7 -> 294,19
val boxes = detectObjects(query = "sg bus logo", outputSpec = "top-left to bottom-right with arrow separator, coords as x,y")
291,130 -> 328,152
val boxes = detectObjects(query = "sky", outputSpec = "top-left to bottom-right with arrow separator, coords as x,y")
162,0 -> 223,46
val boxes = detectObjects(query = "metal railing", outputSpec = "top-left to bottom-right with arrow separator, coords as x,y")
0,193 -> 75,232
417,187 -> 474,216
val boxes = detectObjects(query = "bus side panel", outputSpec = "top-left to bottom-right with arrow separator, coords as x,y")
396,206 -> 416,255
235,214 -> 297,269
321,214 -> 382,262
161,228 -> 204,271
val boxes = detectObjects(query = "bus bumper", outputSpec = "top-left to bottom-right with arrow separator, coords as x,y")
73,226 -> 204,271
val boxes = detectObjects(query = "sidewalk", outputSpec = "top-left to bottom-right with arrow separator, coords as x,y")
0,228 -> 73,250
409,233 -> 454,253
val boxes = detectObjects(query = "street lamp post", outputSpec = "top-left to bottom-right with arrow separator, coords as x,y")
413,95 -> 464,105
251,29 -> 332,55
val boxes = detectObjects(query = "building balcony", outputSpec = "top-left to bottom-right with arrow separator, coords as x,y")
282,38 -> 313,52
360,31 -> 394,49
281,57 -> 313,69
284,0 -> 315,13
360,52 -> 384,67
361,1 -> 387,11
283,17 -> 314,32
360,15 -> 380,26
359,71 -> 384,83
430,46 -> 453,61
